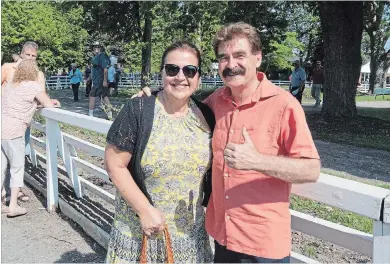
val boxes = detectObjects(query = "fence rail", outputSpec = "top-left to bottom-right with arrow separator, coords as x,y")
28,107 -> 390,263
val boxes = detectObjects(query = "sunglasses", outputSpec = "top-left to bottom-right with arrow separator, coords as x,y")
164,64 -> 199,78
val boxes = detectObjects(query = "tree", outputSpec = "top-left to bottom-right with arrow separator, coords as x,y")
318,2 -> 364,118
363,1 -> 390,93
1,2 -> 88,71
224,1 -> 289,57
284,2 -> 323,66
264,32 -> 304,74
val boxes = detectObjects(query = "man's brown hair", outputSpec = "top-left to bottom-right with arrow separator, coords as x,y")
213,22 -> 262,57
12,59 -> 39,83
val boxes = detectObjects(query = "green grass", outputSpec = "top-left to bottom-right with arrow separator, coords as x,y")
290,195 -> 373,234
356,94 -> 390,102
306,111 -> 390,152
290,167 -> 389,235
358,107 -> 390,122
302,245 -> 317,258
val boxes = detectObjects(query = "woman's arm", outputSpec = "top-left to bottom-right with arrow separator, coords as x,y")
105,144 -> 165,236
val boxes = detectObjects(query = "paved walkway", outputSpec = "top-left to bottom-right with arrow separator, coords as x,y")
1,185 -> 106,263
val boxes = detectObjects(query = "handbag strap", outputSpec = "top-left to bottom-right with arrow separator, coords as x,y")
140,224 -> 174,263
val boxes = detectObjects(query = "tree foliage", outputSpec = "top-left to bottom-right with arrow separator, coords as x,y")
1,1 -> 88,72
266,32 -> 305,71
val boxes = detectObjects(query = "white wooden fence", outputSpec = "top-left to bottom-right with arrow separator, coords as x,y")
45,75 -> 311,91
27,108 -> 390,263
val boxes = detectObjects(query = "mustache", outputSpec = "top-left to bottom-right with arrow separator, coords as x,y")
222,67 -> 246,78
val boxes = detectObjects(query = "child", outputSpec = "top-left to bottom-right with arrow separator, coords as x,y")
1,59 -> 60,217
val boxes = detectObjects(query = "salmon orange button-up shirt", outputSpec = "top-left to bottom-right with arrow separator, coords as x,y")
204,72 -> 320,258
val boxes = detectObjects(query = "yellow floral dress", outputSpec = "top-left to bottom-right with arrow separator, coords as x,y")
106,98 -> 213,263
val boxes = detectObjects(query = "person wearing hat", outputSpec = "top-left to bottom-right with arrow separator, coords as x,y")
68,63 -> 83,101
88,41 -> 112,120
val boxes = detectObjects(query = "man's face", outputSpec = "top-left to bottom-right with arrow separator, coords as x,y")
316,61 -> 321,68
217,37 -> 262,90
293,62 -> 299,69
93,46 -> 101,55
20,47 -> 37,60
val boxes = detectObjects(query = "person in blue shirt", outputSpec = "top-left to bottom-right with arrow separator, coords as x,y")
289,60 -> 306,104
108,64 -> 116,96
68,63 -> 83,101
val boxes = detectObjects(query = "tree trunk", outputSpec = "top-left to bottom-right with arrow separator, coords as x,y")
363,1 -> 386,93
141,10 -> 152,87
368,32 -> 378,94
378,53 -> 390,88
319,2 -> 363,118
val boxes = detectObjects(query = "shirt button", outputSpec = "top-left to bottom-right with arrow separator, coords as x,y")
234,109 -> 239,113
225,195 -> 229,200
226,215 -> 230,220
230,129 -> 234,134
224,173 -> 229,178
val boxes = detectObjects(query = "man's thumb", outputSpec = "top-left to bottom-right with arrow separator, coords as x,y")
242,127 -> 253,145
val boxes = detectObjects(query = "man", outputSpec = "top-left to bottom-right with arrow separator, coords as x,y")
310,60 -> 324,107
289,60 -> 306,104
139,22 -> 320,263
88,41 -> 112,120
84,64 -> 92,97
2,42 -> 44,91
203,22 -> 320,263
1,41 -> 60,203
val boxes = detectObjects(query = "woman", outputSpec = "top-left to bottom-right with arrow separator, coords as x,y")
105,41 -> 214,263
1,59 -> 59,217
68,63 -> 83,101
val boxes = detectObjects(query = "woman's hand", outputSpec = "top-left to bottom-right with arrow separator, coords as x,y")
51,99 -> 61,107
131,86 -> 152,98
138,205 -> 166,237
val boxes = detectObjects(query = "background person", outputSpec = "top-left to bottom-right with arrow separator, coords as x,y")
68,63 -> 83,101
1,41 -> 60,204
105,41 -> 214,263
88,41 -> 112,120
84,64 -> 92,97
1,60 -> 60,217
289,60 -> 306,104
310,60 -> 324,107
107,63 -> 116,96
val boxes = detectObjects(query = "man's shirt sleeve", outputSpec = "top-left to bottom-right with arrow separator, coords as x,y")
279,99 -> 320,159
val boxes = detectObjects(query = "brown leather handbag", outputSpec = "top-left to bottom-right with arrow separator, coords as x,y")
140,224 -> 174,263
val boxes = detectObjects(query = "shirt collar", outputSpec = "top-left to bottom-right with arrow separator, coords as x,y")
221,72 -> 279,103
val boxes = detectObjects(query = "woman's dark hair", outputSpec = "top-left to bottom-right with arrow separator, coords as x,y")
160,40 -> 201,76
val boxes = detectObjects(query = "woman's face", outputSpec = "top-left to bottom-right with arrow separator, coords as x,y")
161,50 -> 200,101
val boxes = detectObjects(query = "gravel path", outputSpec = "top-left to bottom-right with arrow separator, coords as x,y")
1,184 -> 106,263
316,139 -> 390,184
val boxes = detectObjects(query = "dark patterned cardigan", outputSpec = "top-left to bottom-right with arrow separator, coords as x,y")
106,94 -> 215,207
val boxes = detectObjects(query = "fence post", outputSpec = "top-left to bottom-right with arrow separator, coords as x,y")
373,195 -> 390,263
45,118 -> 60,212
63,142 -> 82,198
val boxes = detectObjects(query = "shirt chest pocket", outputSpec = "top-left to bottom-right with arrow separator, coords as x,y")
239,125 -> 279,155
